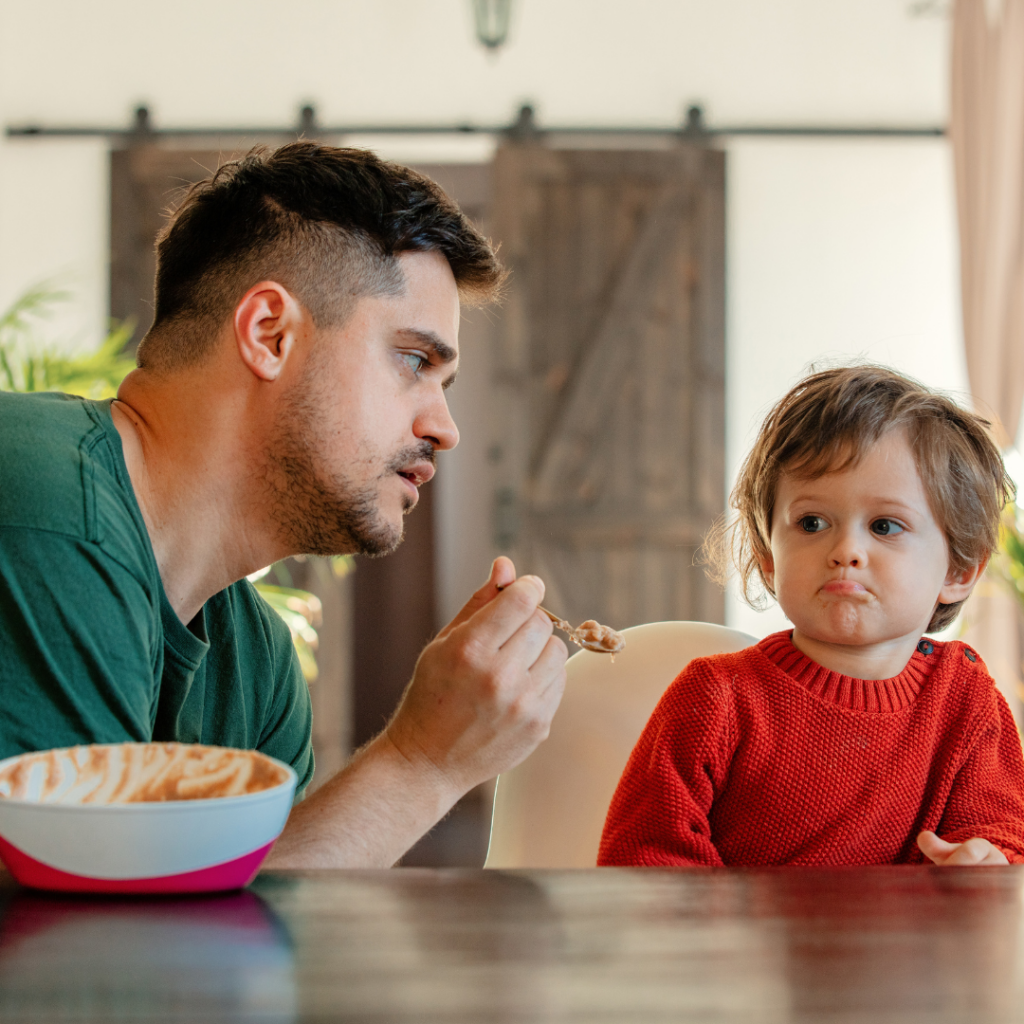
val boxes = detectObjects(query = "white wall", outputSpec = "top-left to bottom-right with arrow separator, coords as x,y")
726,136 -> 967,637
0,139 -> 108,351
0,1 -> 947,129
0,0 -> 963,632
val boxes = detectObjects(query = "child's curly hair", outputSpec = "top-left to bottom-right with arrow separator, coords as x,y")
705,365 -> 1014,632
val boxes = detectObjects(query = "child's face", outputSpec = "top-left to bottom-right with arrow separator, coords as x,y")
761,430 -> 977,650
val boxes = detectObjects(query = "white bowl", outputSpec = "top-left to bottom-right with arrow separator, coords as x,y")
0,743 -> 296,893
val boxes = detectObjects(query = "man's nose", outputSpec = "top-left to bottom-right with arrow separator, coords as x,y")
415,393 -> 459,452
828,526 -> 865,568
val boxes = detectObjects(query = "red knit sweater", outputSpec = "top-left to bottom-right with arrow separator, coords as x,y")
598,631 -> 1024,867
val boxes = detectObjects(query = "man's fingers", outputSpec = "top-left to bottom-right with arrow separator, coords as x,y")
529,634 -> 570,696
435,557 -> 518,639
494,607 -> 556,668
457,574 -> 547,650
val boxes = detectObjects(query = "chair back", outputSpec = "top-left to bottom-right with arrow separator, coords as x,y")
484,620 -> 756,869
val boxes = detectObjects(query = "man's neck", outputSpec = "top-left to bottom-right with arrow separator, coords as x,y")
111,367 -> 290,625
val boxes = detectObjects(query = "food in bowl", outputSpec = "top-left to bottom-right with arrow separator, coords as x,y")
0,742 -> 297,894
0,742 -> 290,804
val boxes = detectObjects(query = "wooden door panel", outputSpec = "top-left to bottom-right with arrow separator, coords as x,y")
492,145 -> 726,631
110,148 -> 231,345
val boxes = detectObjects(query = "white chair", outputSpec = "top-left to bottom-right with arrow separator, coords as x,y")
484,620 -> 756,869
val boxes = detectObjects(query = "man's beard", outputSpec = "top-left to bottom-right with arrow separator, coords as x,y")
264,376 -> 435,558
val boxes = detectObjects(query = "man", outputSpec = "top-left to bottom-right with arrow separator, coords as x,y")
0,142 -> 568,867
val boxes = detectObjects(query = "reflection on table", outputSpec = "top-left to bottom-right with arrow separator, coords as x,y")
0,866 -> 1022,1022
0,882 -> 295,1022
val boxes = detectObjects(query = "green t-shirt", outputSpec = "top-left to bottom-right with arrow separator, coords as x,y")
0,391 -> 314,791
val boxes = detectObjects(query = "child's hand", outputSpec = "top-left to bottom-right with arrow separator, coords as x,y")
917,830 -> 1008,866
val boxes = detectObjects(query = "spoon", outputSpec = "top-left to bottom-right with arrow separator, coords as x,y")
496,584 -> 625,655
537,605 -> 626,655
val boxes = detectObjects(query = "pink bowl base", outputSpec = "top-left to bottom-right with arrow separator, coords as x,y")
0,835 -> 276,894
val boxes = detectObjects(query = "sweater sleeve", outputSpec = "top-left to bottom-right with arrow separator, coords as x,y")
598,657 -> 736,867
933,689 -> 1024,863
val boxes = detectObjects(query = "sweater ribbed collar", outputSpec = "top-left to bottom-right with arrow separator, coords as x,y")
758,630 -> 938,712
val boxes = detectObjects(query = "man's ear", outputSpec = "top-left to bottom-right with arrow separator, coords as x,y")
939,556 -> 988,605
233,281 -> 304,382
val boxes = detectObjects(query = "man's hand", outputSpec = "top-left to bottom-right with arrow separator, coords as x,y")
268,556 -> 568,868
917,830 -> 1009,866
386,556 -> 569,796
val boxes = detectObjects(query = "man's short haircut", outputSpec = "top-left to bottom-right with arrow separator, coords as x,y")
137,142 -> 505,370
706,364 -> 1014,632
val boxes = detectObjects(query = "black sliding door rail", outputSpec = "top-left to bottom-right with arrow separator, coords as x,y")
6,104 -> 945,143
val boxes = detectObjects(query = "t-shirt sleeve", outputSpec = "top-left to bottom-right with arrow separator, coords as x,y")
0,526 -> 160,758
598,658 -> 735,867
932,689 -> 1024,863
247,586 -> 315,797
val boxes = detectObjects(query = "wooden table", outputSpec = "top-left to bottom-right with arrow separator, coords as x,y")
1,866 -> 1022,1022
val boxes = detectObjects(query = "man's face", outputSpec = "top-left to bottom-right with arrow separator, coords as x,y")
268,250 -> 460,557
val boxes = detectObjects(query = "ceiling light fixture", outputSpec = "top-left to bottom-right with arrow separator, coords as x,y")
472,0 -> 513,51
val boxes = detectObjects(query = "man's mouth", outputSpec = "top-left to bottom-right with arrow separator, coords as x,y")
396,461 -> 435,489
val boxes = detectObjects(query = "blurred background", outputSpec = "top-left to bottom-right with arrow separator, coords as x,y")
0,0 -> 996,862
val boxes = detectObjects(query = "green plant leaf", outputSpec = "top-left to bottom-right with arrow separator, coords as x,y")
0,284 -> 136,398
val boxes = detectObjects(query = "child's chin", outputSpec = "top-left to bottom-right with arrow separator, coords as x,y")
794,614 -> 878,646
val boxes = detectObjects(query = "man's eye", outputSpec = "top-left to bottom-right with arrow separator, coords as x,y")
871,518 -> 904,536
400,352 -> 427,374
799,516 -> 827,533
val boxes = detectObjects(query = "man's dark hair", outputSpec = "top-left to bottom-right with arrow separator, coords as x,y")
137,142 -> 505,370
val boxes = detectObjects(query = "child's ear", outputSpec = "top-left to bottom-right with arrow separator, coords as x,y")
938,557 -> 988,605
758,551 -> 776,592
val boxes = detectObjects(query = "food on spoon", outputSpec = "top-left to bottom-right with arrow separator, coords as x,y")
551,615 -> 626,655
497,584 -> 626,656
573,619 -> 626,654
0,742 -> 289,805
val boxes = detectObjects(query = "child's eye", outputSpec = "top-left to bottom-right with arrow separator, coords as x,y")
400,351 -> 428,374
798,515 -> 827,533
871,518 -> 904,536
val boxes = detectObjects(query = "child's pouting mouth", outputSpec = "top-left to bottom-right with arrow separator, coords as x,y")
820,580 -> 869,595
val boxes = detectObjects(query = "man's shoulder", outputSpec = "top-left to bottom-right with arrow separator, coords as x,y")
0,391 -> 142,543
0,391 -> 102,528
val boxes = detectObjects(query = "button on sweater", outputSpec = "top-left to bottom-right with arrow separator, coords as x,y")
598,631 -> 1024,867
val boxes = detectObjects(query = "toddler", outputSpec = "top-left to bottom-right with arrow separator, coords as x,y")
599,365 -> 1024,867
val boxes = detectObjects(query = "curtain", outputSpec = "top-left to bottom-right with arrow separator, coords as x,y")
951,0 -> 1024,725
951,0 -> 1024,444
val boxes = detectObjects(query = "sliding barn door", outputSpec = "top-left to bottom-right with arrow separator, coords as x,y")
492,145 -> 726,630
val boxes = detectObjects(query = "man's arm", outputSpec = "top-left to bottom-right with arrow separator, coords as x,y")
266,558 -> 567,868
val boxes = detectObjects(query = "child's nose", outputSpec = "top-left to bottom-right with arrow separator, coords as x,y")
827,528 -> 865,568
